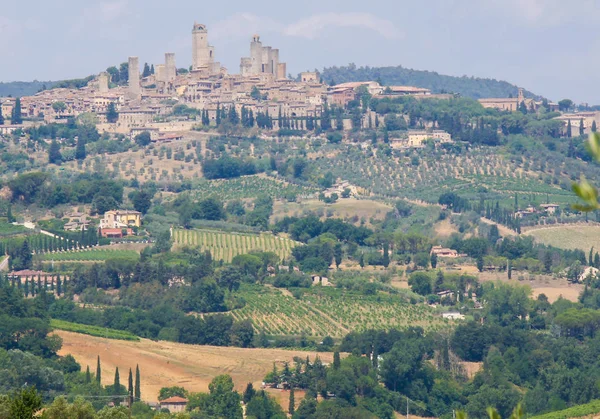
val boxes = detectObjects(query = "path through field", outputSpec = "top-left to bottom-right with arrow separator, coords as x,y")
56,331 -> 334,402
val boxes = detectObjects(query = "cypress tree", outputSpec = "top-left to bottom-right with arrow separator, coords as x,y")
75,137 -> 86,160
56,276 -> 62,296
12,98 -> 22,124
128,368 -> 134,404
289,387 -> 295,415
114,367 -> 120,391
85,366 -> 91,384
580,118 -> 585,136
96,356 -> 101,385
24,276 -> 29,297
333,351 -> 341,370
0,108 -> 4,125
135,364 -> 141,401
48,140 -> 62,164
567,120 -> 572,138
593,121 -> 597,132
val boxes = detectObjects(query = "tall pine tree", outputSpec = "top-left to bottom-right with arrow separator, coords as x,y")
128,368 -> 134,404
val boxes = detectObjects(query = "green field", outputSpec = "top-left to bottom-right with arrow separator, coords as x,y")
0,222 -> 29,237
50,319 -> 139,341
190,176 -> 316,201
172,229 -> 299,263
37,249 -> 140,262
530,400 -> 600,419
225,286 -> 449,338
524,225 -> 600,253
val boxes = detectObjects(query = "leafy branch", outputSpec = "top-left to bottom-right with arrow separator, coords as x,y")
572,132 -> 600,211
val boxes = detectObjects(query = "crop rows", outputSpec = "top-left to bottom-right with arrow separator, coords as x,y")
50,319 -> 139,341
190,176 -> 316,201
172,229 -> 298,262
225,287 -> 449,338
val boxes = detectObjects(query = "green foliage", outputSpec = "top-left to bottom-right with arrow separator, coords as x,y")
50,319 -> 139,341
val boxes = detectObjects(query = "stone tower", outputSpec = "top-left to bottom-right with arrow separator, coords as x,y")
128,56 -> 140,97
250,34 -> 263,74
98,72 -> 109,93
165,53 -> 176,82
517,87 -> 524,103
192,23 -> 213,70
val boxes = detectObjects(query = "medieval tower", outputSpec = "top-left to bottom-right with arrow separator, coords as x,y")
192,23 -> 213,70
128,56 -> 140,97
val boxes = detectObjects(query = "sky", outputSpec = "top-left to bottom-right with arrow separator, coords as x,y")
1,0 -> 599,103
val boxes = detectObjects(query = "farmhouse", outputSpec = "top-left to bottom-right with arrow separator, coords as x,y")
430,245 -> 459,258
100,228 -> 134,238
159,396 -> 188,413
539,204 -> 560,215
579,266 -> 600,283
100,210 -> 142,229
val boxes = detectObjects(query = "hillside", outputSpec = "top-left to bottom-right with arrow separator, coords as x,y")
321,64 -> 540,99
0,81 -> 54,97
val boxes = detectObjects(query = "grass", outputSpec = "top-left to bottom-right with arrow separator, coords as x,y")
0,222 -> 29,237
225,285 -> 450,338
530,400 -> 600,419
50,319 -> 139,341
36,249 -> 140,262
172,229 -> 299,263
524,225 -> 600,253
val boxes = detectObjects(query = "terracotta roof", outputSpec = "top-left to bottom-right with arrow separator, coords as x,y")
160,396 -> 188,404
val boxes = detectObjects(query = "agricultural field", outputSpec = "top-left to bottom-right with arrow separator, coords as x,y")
172,229 -> 299,262
271,198 -> 392,225
0,222 -> 29,237
226,286 -> 449,338
524,224 -> 600,253
189,175 -> 317,201
530,399 -> 600,419
56,330 -> 334,403
36,248 -> 140,262
314,144 -> 579,206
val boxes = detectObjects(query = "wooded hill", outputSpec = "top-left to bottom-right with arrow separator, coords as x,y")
321,63 -> 540,99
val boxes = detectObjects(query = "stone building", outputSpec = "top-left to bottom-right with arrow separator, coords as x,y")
128,56 -> 141,98
240,35 -> 286,79
191,23 -> 221,75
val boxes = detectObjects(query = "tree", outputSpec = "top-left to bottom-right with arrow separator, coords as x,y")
558,99 -> 573,112
382,242 -> 390,268
593,121 -> 597,132
243,383 -> 256,404
106,102 -> 118,123
96,356 -> 102,386
131,190 -> 153,214
51,101 -> 67,113
408,272 -> 432,295
9,386 -> 42,419
566,120 -> 572,138
430,252 -> 438,269
142,63 -> 151,78
358,253 -> 365,269
216,266 -> 242,292
48,140 -> 62,165
134,131 -> 151,146
158,386 -> 187,401
12,98 -> 23,124
334,243 -> 342,268
333,352 -> 341,370
85,366 -> 91,384
128,368 -> 134,403
75,136 -> 86,160
477,254 -> 484,272
135,365 -> 141,401
0,108 -> 4,125
113,367 -> 120,392
289,387 -> 296,416
580,118 -> 585,136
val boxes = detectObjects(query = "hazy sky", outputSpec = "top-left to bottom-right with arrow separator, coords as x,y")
1,0 -> 599,103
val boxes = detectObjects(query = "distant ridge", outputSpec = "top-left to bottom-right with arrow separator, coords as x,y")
321,64 -> 541,100
0,81 -> 55,98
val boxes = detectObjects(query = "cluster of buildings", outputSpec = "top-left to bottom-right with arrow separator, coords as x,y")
99,210 -> 142,238
0,22 -> 442,138
514,203 -> 560,219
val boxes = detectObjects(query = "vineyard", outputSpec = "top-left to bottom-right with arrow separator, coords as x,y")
50,319 -> 139,341
36,248 -> 140,262
225,286 -> 449,338
172,229 -> 299,262
189,175 -> 316,201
